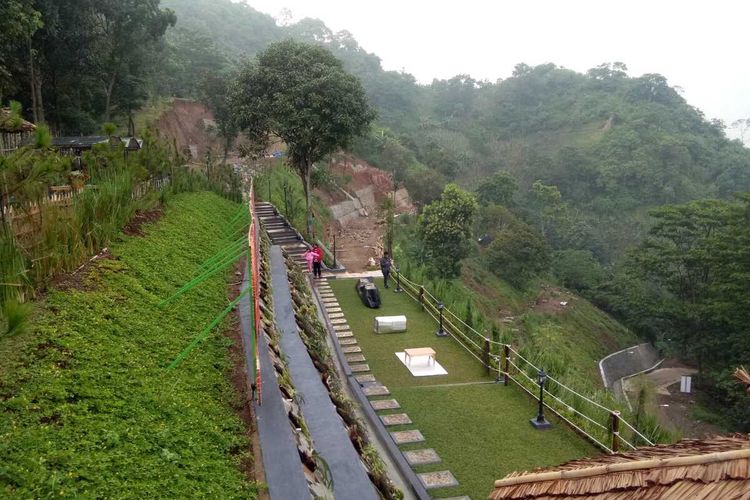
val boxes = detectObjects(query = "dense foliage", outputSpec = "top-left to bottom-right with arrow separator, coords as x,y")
230,40 -> 375,232
417,184 -> 478,278
1,0 -> 175,133
2,0 -> 749,432
613,196 -> 750,428
142,4 -> 749,430
0,193 -> 256,497
0,133 -> 241,309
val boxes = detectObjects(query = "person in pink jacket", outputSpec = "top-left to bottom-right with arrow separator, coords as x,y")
303,246 -> 315,273
312,245 -> 324,278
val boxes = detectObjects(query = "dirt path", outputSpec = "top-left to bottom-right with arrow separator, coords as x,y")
317,157 -> 414,273
334,216 -> 384,272
625,359 -> 723,438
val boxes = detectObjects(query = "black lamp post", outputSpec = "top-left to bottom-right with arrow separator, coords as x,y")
530,369 -> 552,429
394,265 -> 403,293
435,301 -> 448,337
332,232 -> 337,269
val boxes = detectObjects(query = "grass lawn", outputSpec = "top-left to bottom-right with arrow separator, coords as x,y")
330,278 -> 598,498
0,193 -> 256,498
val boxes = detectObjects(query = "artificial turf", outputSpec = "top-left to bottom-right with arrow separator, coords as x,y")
330,278 -> 598,498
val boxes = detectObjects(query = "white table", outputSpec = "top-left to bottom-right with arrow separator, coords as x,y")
404,347 -> 436,367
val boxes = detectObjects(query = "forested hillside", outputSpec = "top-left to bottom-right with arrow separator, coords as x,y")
3,0 -> 748,430
149,1 -> 750,262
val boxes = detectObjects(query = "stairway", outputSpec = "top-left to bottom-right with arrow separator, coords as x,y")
254,202 -> 308,268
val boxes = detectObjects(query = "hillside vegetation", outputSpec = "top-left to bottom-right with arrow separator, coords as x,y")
0,193 -> 256,498
143,0 -> 750,429
3,0 -> 748,433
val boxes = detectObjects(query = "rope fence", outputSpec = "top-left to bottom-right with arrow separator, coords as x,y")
393,269 -> 655,454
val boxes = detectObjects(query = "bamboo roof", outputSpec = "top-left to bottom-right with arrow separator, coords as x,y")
490,435 -> 750,499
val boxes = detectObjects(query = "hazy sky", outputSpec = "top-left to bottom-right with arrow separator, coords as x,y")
245,0 -> 749,136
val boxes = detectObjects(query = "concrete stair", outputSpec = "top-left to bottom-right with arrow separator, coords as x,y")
255,202 -> 307,267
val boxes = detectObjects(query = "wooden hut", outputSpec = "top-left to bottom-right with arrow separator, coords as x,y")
0,107 -> 36,155
489,434 -> 750,499
50,136 -> 117,155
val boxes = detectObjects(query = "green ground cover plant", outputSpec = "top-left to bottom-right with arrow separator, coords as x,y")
329,278 -> 597,498
0,192 -> 257,498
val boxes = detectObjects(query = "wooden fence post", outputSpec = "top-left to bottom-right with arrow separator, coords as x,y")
611,411 -> 621,453
503,344 -> 510,386
483,338 -> 491,374
419,286 -> 425,309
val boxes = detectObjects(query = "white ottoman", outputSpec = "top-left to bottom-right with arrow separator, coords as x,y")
373,315 -> 407,333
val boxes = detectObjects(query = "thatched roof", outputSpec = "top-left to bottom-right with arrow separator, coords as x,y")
0,107 -> 35,133
490,435 -> 750,499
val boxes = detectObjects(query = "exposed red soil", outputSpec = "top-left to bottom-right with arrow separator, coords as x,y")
122,206 -> 165,237
316,154 -> 415,272
332,217 -> 385,272
226,261 -> 265,495
154,99 -> 220,162
327,154 -> 398,206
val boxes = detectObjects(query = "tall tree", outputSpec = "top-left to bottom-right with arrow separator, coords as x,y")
418,184 -> 477,278
629,199 -> 733,369
92,0 -> 175,122
231,40 -> 375,234
0,0 -> 41,102
199,72 -> 238,163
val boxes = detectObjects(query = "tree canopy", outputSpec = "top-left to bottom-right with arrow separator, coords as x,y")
230,39 -> 375,233
418,184 -> 478,278
2,0 -> 174,133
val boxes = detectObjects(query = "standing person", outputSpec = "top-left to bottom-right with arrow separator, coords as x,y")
312,244 -> 324,278
380,251 -> 392,288
303,245 -> 315,273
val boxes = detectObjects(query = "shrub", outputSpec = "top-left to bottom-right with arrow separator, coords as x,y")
488,223 -> 550,287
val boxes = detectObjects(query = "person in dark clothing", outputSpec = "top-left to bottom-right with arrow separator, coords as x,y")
380,251 -> 392,288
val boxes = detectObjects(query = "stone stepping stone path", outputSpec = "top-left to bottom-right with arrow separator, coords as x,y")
403,449 -> 441,466
311,280 -> 461,494
370,399 -> 400,410
380,413 -> 412,426
418,471 -> 459,490
362,384 -> 390,396
390,430 -> 425,444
